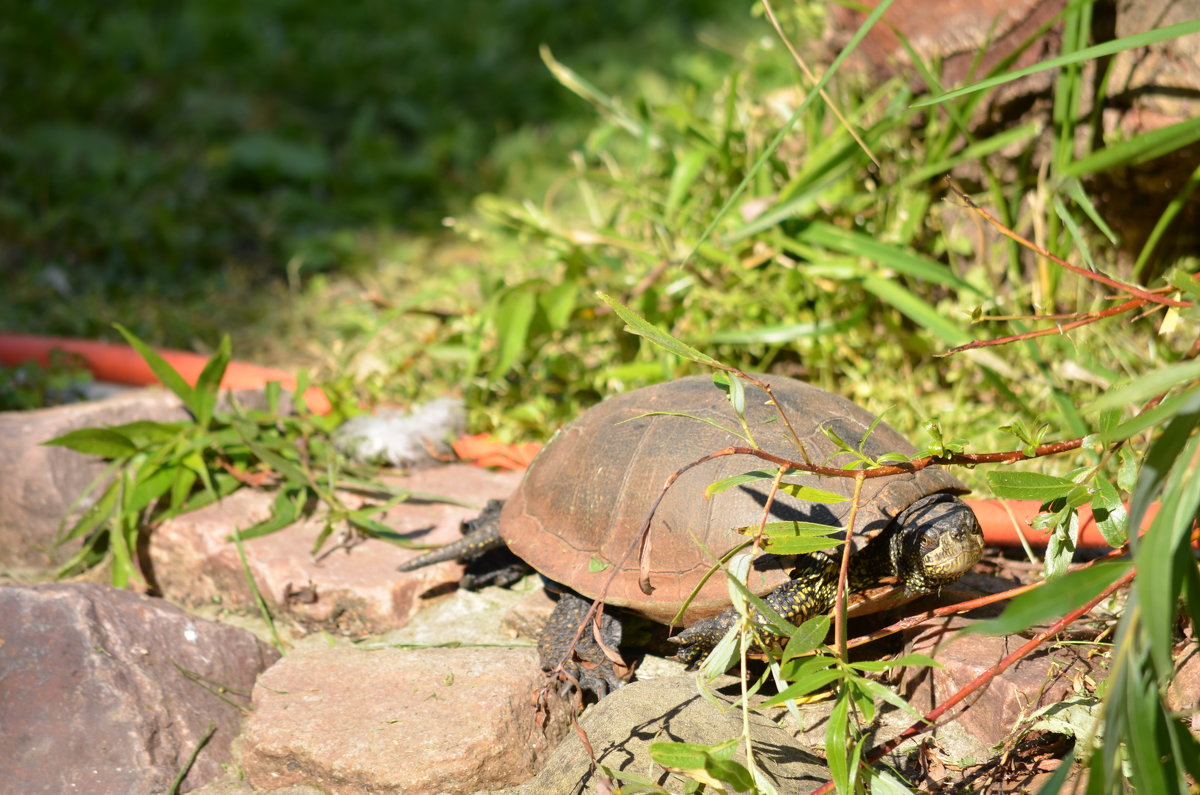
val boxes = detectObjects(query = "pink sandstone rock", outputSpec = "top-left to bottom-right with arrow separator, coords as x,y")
240,645 -> 571,794
0,582 -> 278,793
901,615 -> 1102,747
148,464 -> 522,635
827,0 -> 1065,103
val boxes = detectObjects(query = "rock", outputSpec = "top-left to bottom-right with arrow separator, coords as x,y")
191,780 -> 323,795
496,675 -> 827,795
239,645 -> 571,795
501,586 -> 558,641
1167,644 -> 1200,737
148,464 -> 522,635
1093,0 -> 1200,261
901,615 -> 1101,748
0,582 -> 279,793
382,574 -> 542,647
1109,0 -> 1200,136
826,0 -> 1065,119
0,388 -> 188,568
827,0 -> 1200,261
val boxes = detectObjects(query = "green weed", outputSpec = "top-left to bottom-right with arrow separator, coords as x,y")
9,1 -> 1200,791
44,326 -> 402,588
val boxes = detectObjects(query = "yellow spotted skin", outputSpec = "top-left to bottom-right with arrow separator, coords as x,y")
668,554 -> 840,663
397,500 -> 506,568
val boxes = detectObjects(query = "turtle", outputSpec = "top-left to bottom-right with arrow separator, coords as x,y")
398,374 -> 983,696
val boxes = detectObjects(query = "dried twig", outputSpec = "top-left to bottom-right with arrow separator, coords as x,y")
944,178 -> 1188,309
940,296 -> 1157,355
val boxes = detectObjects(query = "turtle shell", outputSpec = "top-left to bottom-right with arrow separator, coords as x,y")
499,374 -> 966,624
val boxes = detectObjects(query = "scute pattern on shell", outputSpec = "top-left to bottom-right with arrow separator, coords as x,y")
499,375 -> 966,624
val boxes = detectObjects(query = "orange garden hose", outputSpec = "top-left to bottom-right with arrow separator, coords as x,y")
964,498 -> 1160,551
0,333 -> 332,414
1,333 -> 1167,550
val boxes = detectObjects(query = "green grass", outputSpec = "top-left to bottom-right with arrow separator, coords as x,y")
4,2 -> 1194,465
5,5 -> 1200,789
5,0 -> 1195,525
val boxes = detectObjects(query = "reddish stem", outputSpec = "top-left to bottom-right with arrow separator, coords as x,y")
808,566 -> 1136,795
680,435 -> 1084,483
943,179 -> 1188,309
940,296 -> 1149,356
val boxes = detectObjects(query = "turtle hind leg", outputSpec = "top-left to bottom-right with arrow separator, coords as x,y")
539,590 -> 627,699
459,546 -> 532,589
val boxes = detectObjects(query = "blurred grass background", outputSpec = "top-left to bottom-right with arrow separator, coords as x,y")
1,0 -> 744,341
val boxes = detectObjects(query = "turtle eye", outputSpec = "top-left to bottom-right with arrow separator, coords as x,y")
920,528 -> 939,553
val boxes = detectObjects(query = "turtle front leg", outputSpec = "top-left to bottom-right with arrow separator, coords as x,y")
669,561 -> 835,666
539,590 -> 627,699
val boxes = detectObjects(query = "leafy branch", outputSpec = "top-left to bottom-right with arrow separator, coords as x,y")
600,265 -> 1198,791
810,562 -> 1139,795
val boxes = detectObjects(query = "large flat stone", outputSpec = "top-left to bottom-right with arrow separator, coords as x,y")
0,389 -> 188,568
240,645 -> 570,794
0,582 -> 279,793
498,675 -> 826,795
148,464 -> 521,635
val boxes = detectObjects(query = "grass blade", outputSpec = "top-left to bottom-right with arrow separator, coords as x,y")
966,561 -> 1131,635
192,335 -> 232,429
113,323 -> 197,412
1066,116 -> 1200,177
914,18 -> 1200,106
800,221 -> 984,295
860,273 -> 970,346
488,284 -> 537,380
597,292 -> 727,370
1134,163 -> 1200,277
683,0 -> 896,264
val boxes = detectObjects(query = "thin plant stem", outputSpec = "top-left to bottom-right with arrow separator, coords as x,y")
166,722 -> 216,795
808,566 -> 1137,794
833,473 -> 866,660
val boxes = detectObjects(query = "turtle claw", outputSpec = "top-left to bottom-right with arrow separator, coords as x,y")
669,608 -> 739,667
556,660 -> 624,700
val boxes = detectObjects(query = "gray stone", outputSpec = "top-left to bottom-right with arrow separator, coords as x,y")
495,675 -> 827,795
0,582 -> 280,793
500,584 -> 557,641
239,645 -> 571,795
380,574 -> 542,648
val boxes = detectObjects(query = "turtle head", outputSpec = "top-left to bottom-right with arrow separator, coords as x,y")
892,493 -> 983,593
